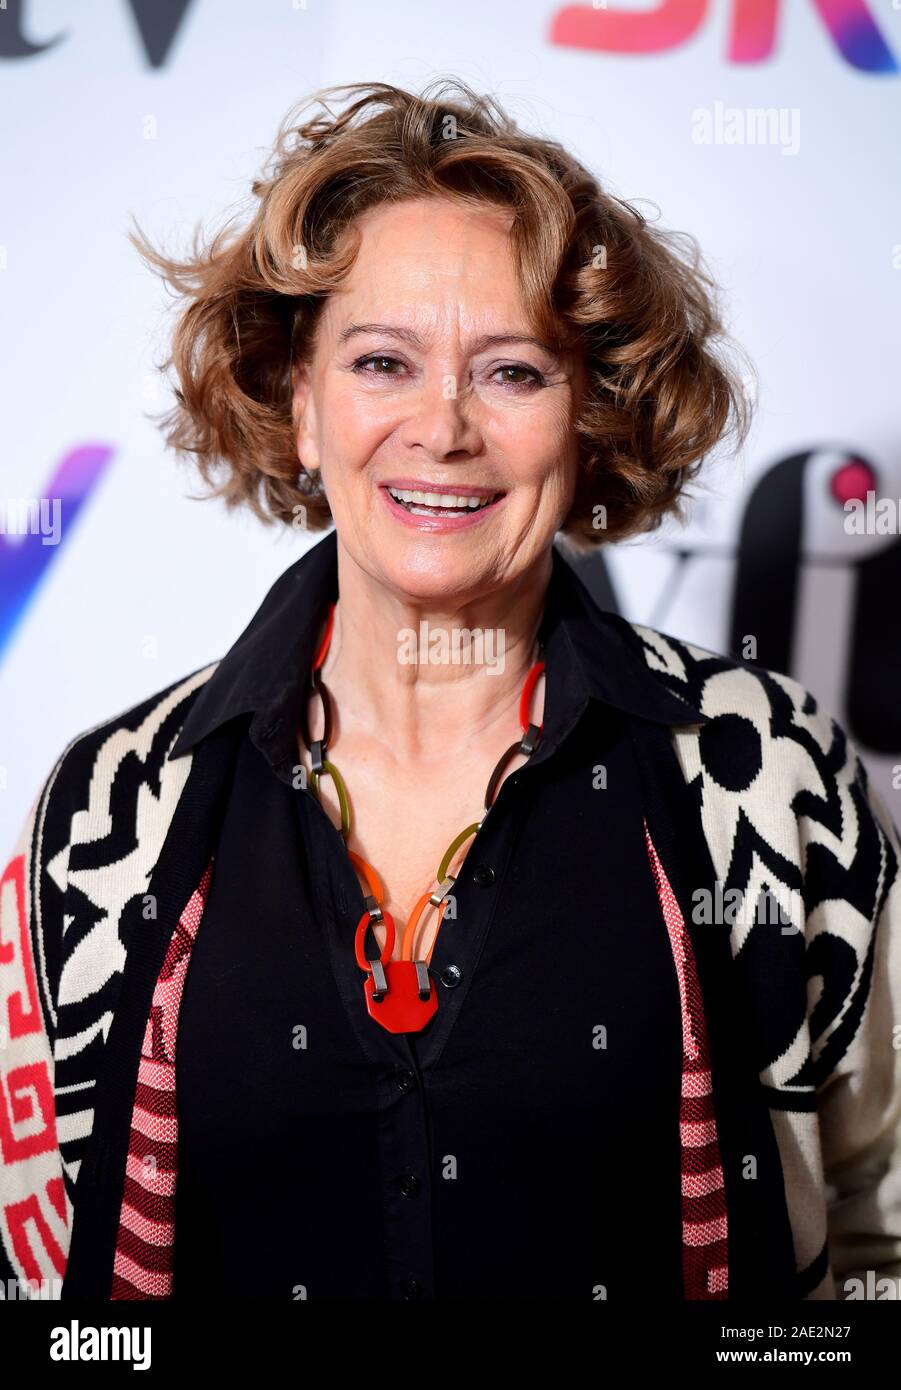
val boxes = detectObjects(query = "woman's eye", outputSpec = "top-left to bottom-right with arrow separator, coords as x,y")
353,354 -> 406,376
493,364 -> 545,389
351,356 -> 545,389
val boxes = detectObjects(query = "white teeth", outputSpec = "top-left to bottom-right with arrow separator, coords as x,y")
387,487 -> 497,510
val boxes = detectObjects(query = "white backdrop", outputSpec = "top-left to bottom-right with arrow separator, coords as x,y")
2,0 -> 900,856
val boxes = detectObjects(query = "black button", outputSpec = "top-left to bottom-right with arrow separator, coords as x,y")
401,1278 -> 423,1300
472,865 -> 495,888
440,965 -> 462,989
399,1173 -> 421,1198
395,1069 -> 417,1093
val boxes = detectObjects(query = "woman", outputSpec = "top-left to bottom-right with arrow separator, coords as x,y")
2,80 -> 899,1304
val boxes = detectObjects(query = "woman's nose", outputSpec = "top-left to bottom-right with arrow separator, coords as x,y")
401,374 -> 483,457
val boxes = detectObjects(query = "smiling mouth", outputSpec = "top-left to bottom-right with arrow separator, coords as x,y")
385,486 -> 504,516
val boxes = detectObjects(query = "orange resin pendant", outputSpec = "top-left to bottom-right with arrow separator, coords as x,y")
363,958 -> 438,1034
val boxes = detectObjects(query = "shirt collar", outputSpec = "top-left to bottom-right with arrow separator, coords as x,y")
169,528 -> 705,770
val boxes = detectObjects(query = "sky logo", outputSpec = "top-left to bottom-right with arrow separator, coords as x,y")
550,0 -> 898,75
0,446 -> 114,659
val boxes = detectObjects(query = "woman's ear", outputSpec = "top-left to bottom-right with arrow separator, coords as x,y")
291,358 -> 321,479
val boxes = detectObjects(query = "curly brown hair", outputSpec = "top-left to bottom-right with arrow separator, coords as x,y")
129,77 -> 753,549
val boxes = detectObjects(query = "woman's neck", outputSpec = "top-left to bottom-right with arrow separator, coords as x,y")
316,543 -> 551,762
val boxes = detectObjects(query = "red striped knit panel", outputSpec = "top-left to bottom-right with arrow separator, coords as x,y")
110,858 -> 214,1299
644,823 -> 729,1299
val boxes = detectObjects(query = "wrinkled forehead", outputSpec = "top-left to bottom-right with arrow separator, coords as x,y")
294,194 -> 578,364
320,201 -> 525,330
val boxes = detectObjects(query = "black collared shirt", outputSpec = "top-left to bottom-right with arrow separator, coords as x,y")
168,530 -> 706,1301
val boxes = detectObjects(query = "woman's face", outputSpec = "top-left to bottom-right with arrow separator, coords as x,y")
292,195 -> 586,604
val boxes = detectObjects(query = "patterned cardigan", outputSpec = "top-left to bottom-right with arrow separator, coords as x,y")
2,618 -> 900,1300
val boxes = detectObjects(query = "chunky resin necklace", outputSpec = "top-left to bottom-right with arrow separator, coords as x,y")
300,602 -> 546,1034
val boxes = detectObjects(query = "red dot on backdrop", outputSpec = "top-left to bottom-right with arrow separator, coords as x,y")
830,458 -> 876,507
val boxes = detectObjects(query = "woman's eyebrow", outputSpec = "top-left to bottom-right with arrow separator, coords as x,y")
338,322 -> 557,355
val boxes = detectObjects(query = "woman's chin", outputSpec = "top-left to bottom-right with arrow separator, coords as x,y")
378,562 -> 492,607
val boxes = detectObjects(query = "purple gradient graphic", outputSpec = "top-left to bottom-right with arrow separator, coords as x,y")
0,445 -> 114,657
730,0 -> 899,70
812,0 -> 898,73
